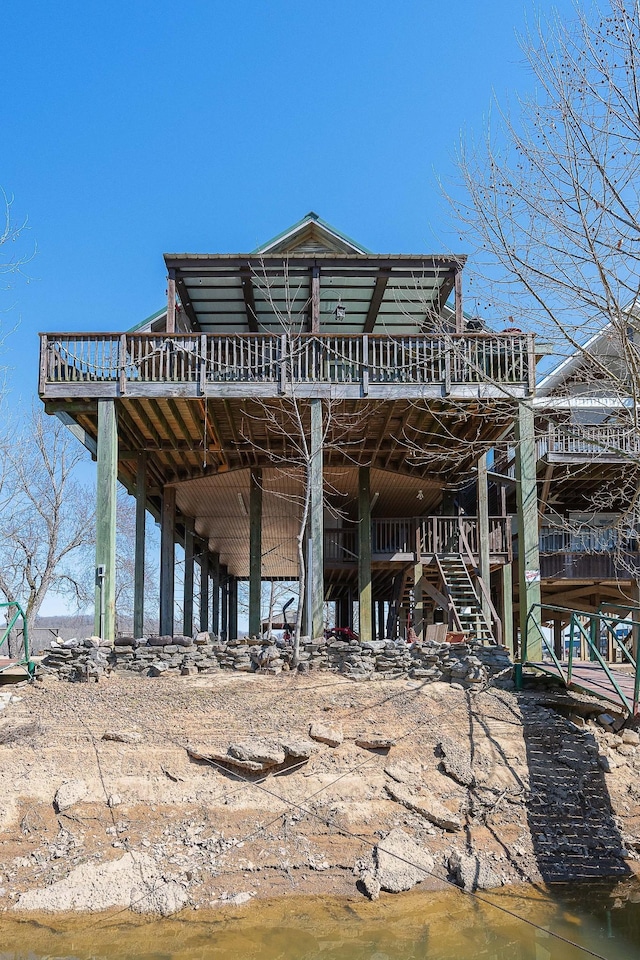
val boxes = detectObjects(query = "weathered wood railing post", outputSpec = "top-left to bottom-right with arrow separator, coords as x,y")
249,469 -> 262,637
358,465 -> 373,644
310,399 -> 324,639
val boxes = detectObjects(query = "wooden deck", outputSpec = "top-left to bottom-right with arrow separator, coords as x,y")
527,659 -> 639,713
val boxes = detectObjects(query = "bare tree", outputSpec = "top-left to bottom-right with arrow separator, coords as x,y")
0,409 -> 94,638
451,0 -> 640,566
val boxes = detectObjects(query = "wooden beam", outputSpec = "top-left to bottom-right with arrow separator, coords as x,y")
241,269 -> 259,333
159,486 -> 176,635
515,402 -> 542,659
539,463 -> 554,524
363,270 -> 390,333
175,276 -> 201,331
310,399 -> 324,637
249,469 -> 262,635
133,453 -> 147,638
94,401 -> 118,641
167,271 -> 176,334
310,266 -> 320,333
183,524 -> 195,638
55,410 -> 98,459
358,466 -> 373,644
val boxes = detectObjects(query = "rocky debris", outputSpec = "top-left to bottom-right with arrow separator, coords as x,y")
187,734 -> 314,774
228,739 -> 287,767
53,780 -> 88,812
14,852 -> 188,916
622,729 -> 640,746
279,737 -> 316,760
385,781 -> 462,831
437,739 -> 476,788
39,633 -> 514,691
102,730 -> 143,744
355,734 -> 396,750
384,759 -> 423,784
309,722 -> 343,747
359,828 -> 434,899
449,850 -> 503,891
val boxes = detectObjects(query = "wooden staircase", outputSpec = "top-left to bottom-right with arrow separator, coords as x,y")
435,554 -> 494,642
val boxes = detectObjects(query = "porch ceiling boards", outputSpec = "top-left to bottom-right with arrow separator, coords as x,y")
174,467 -> 443,580
45,394 -> 514,496
537,457 -> 640,513
165,253 -> 463,337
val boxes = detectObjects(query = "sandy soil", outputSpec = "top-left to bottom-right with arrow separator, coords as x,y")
1,670 -> 639,914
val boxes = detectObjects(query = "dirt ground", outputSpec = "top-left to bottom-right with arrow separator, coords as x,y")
1,670 -> 640,913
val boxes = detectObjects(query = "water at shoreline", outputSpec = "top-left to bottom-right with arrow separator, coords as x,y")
1,880 -> 640,960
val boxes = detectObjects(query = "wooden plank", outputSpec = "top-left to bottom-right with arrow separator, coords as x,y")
159,486 -> 176,635
249,469 -> 262,636
221,565 -> 229,639
175,276 -> 201,331
358,466 -> 373,644
94,400 -> 118,641
133,453 -> 147,638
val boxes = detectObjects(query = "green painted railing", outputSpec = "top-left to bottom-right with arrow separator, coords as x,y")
522,603 -> 640,714
0,601 -> 31,676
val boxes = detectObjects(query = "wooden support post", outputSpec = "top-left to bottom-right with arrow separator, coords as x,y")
183,525 -> 194,638
515,402 -> 542,660
477,452 -> 492,624
199,544 -> 209,632
94,400 -> 117,642
358,465 -> 373,644
133,452 -> 146,639
229,577 -> 238,641
167,271 -> 176,334
211,552 -> 220,635
159,486 -> 176,636
378,599 -> 385,641
221,567 -> 229,640
249,469 -> 262,636
501,563 -> 514,655
454,267 -> 463,334
310,399 -> 324,638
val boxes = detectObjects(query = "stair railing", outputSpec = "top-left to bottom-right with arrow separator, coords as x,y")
434,554 -> 465,633
457,520 -> 501,645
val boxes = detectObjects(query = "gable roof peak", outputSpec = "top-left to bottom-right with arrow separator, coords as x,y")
254,213 -> 371,256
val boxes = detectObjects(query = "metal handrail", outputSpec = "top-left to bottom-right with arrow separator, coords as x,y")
0,601 -> 31,675
523,602 -> 640,714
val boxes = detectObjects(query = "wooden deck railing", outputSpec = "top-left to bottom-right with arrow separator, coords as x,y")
539,523 -> 637,554
538,423 -> 639,460
40,332 -> 534,394
325,516 -> 512,562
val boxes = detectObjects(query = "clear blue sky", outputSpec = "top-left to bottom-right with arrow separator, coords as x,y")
2,0 -> 579,397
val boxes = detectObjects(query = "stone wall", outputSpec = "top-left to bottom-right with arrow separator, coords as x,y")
40,633 -> 514,687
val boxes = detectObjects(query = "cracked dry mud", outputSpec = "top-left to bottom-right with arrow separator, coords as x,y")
1,671 -> 639,913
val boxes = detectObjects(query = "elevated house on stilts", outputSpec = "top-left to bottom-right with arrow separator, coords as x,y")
38,214 -> 544,658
